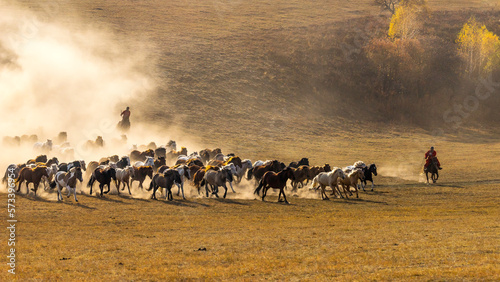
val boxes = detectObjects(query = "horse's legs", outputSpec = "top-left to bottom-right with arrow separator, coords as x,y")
126,181 -> 132,195
321,185 -> 329,200
73,186 -> 78,202
223,184 -> 228,198
228,181 -> 235,193
57,183 -> 63,201
281,188 -> 289,204
180,182 -> 186,200
66,185 -> 72,197
426,172 -> 429,185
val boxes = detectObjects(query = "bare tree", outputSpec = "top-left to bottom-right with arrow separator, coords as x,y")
374,0 -> 400,14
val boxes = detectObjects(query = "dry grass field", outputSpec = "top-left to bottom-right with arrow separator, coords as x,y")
2,0 -> 500,280
1,130 -> 500,280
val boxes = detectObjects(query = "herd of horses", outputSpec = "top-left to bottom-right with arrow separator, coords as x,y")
2,139 -> 379,204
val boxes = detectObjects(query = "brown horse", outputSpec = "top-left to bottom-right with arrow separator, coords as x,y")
247,160 -> 282,185
27,154 -> 48,164
224,156 -> 242,169
154,157 -> 166,172
131,166 -> 153,189
16,166 -> 49,195
50,167 -> 83,202
338,169 -> 365,198
254,167 -> 296,204
130,149 -> 155,162
199,148 -> 222,164
166,147 -> 188,163
148,170 -> 182,200
290,165 -> 310,191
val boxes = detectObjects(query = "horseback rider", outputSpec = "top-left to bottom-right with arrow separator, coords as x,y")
424,146 -> 442,170
119,106 -> 131,132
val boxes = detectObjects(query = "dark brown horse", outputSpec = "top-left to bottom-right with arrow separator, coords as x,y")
224,156 -> 242,169
199,148 -> 222,164
27,154 -> 48,164
154,157 -> 166,172
148,169 -> 182,200
254,167 -> 296,204
131,166 -> 153,189
16,166 -> 49,195
247,160 -> 282,184
87,167 -> 117,197
425,157 -> 439,184
130,149 -> 155,162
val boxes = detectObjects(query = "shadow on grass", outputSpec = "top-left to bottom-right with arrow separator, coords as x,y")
117,193 -> 151,202
78,193 -> 130,204
17,193 -> 97,209
160,199 -> 195,207
212,198 -> 249,205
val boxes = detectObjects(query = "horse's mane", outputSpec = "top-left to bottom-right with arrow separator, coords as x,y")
348,169 -> 362,178
205,165 -> 220,172
224,156 -> 239,165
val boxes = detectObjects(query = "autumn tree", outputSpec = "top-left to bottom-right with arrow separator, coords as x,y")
456,17 -> 500,78
388,0 -> 428,40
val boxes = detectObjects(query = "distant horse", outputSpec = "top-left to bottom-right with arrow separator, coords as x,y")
289,158 -> 309,168
134,156 -> 154,168
361,163 -> 377,191
115,166 -> 135,195
166,147 -> 188,163
130,149 -> 154,162
199,148 -> 221,164
33,139 -> 53,153
131,166 -> 153,189
87,167 -> 117,197
149,169 -> 182,201
338,169 -> 365,198
254,167 -> 296,204
311,168 -> 346,200
425,157 -> 439,184
27,154 -> 48,164
85,161 -> 100,179
58,160 -> 86,172
51,167 -> 83,202
224,156 -> 243,169
201,166 -> 233,198
16,166 -> 49,196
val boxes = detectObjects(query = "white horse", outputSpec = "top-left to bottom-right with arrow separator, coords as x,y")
311,168 -> 346,200
133,156 -> 154,167
253,160 -> 264,168
52,167 -> 83,202
173,165 -> 191,199
234,159 -> 252,184
222,163 -> 237,193
33,139 -> 53,152
115,166 -> 135,195
43,164 -> 59,190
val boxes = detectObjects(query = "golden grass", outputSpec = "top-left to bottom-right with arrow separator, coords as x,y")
1,178 -> 498,280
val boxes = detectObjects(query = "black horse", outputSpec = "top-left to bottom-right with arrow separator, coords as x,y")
116,156 -> 130,169
361,164 -> 377,191
87,167 -> 117,197
288,158 -> 309,168
424,157 -> 439,184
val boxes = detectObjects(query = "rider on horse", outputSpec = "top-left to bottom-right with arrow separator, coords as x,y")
119,107 -> 131,132
424,146 -> 442,170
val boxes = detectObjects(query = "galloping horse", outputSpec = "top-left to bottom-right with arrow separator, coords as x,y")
130,166 -> 154,189
311,168 -> 346,200
51,167 -> 83,202
87,167 -> 117,197
233,159 -> 252,184
247,160 -> 282,185
338,169 -> 365,198
201,167 -> 233,198
149,169 -> 182,201
254,167 -> 295,204
115,166 -> 135,195
425,157 -> 439,184
361,163 -> 377,191
16,166 -> 49,196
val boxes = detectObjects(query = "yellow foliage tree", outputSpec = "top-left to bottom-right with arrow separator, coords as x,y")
456,17 -> 500,77
388,0 -> 428,39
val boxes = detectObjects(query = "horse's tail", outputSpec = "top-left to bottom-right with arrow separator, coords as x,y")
311,176 -> 319,189
87,175 -> 95,188
254,178 -> 264,195
147,178 -> 154,191
246,168 -> 254,180
49,180 -> 57,189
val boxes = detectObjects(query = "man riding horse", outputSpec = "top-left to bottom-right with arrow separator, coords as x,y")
118,107 -> 131,132
424,146 -> 442,171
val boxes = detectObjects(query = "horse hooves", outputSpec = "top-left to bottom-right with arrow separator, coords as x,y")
323,197 -> 329,200
75,200 -> 78,202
